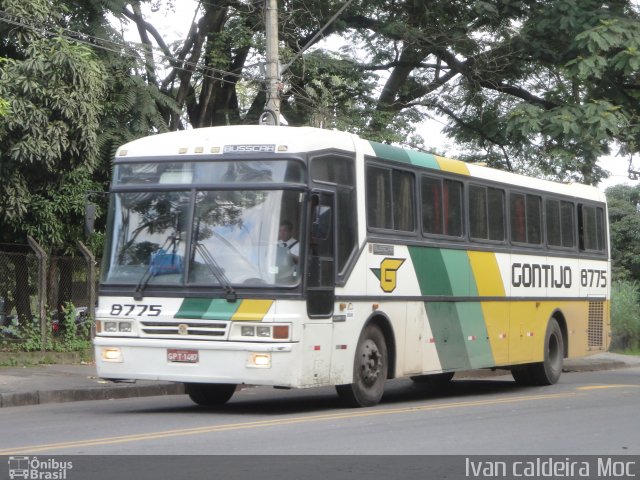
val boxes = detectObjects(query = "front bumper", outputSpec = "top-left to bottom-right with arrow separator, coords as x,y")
93,336 -> 300,387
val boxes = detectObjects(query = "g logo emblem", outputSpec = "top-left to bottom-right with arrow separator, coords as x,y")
371,258 -> 405,293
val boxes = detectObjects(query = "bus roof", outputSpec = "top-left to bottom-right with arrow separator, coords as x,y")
116,125 -> 605,203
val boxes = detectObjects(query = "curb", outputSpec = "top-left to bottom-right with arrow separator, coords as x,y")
0,358 -> 635,408
562,360 -> 628,373
448,359 -> 631,379
0,383 -> 185,408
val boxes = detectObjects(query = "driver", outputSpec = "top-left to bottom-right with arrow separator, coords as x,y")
278,220 -> 299,264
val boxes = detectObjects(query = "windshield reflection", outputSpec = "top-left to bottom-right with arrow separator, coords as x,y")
103,192 -> 189,286
102,189 -> 303,288
190,190 -> 302,286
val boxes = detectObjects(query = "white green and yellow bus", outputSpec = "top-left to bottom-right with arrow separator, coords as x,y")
94,125 -> 610,407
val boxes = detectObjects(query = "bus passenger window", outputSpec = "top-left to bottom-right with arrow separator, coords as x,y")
546,199 -> 575,248
366,167 -> 392,229
393,170 -> 415,231
579,204 -> 605,251
422,176 -> 443,234
366,165 -> 415,232
421,176 -> 463,237
510,193 -> 541,245
469,186 -> 503,241
510,193 -> 526,243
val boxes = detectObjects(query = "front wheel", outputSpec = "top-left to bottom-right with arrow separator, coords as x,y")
185,383 -> 237,406
336,324 -> 388,407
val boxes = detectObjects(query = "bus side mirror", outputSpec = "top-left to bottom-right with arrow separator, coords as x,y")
85,202 -> 97,237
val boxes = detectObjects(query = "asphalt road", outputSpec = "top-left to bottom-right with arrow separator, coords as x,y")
0,368 -> 639,456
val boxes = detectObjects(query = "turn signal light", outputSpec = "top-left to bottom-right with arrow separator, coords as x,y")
272,325 -> 289,340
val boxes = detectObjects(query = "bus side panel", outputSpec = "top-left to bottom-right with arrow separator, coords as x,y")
404,302 -> 424,374
479,302 -> 510,366
508,301 -> 544,364
299,322 -> 333,387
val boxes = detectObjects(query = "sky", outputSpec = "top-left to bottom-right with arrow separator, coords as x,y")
113,1 -> 638,192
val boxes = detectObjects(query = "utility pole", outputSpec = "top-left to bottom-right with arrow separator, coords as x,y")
262,0 -> 280,125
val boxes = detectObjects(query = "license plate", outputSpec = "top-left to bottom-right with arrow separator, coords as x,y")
167,349 -> 199,363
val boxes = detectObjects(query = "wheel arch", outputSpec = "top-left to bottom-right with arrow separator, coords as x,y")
550,308 -> 568,358
365,312 -> 397,379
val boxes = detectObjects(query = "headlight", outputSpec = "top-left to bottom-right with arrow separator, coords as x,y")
118,322 -> 132,333
229,323 -> 291,341
98,320 -> 134,335
241,326 -> 255,337
104,321 -> 118,333
257,326 -> 271,338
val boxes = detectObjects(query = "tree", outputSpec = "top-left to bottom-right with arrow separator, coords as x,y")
0,0 -> 106,320
0,0 -> 106,249
104,1 -> 639,184
606,184 -> 640,282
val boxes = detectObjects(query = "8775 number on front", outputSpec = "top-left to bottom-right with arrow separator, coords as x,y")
109,304 -> 162,316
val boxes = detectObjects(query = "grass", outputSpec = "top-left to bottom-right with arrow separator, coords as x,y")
610,347 -> 640,356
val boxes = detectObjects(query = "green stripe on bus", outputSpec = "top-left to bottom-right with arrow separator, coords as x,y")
202,299 -> 239,320
456,302 -> 495,368
408,247 -> 452,296
406,150 -> 440,169
368,141 -> 411,164
425,302 -> 471,370
440,249 -> 478,297
175,298 -> 239,320
175,298 -> 212,319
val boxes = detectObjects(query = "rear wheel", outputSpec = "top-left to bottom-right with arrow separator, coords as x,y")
511,318 -> 564,386
185,383 -> 237,406
511,366 -> 533,385
410,371 -> 455,386
336,324 -> 388,407
528,318 -> 564,385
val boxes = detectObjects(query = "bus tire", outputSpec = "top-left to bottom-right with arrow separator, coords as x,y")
185,383 -> 237,406
336,324 -> 388,407
511,366 -> 533,385
410,371 -> 455,386
527,318 -> 564,386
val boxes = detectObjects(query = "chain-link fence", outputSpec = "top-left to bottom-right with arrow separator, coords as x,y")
0,246 -> 39,327
0,239 -> 97,349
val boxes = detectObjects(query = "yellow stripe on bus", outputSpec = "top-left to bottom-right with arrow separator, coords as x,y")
467,251 -> 509,365
435,155 -> 470,175
231,299 -> 274,321
467,251 -> 505,297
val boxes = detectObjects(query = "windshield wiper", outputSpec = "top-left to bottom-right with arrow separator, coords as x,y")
194,242 -> 238,302
134,234 -> 180,301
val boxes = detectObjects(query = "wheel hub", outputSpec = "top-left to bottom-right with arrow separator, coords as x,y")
359,339 -> 383,386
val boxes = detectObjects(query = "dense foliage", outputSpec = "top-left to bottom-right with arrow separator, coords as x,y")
611,280 -> 640,351
606,184 -> 640,282
0,0 -> 639,251
0,0 -> 105,249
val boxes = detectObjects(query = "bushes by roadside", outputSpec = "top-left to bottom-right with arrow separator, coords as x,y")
0,302 -> 91,353
611,280 -> 640,352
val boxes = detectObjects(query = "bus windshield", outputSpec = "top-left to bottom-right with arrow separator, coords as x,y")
102,188 -> 303,288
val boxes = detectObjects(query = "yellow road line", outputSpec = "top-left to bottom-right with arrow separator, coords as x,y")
577,384 -> 640,391
0,392 -> 575,455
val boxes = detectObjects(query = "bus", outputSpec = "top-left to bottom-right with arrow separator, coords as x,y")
94,125 -> 610,407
